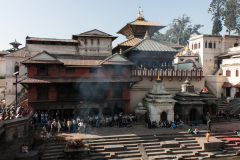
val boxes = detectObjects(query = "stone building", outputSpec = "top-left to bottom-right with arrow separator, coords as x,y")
144,77 -> 176,122
174,78 -> 205,123
19,30 -> 137,119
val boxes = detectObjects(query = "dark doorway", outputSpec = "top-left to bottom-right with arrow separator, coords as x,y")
161,112 -> 167,121
113,103 -> 124,115
226,88 -> 231,97
189,109 -> 197,121
210,104 -> 217,115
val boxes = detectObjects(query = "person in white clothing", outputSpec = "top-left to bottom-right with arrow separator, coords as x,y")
78,121 -> 84,133
45,112 -> 48,121
194,128 -> 199,134
76,116 -> 80,124
57,120 -> 61,132
34,112 -> 39,123
51,119 -> 56,135
67,119 -> 72,133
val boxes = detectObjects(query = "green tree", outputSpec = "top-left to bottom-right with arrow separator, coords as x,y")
153,14 -> 203,45
208,0 -> 226,35
224,0 -> 239,35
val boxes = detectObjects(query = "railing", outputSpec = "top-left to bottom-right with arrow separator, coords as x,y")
131,69 -> 203,78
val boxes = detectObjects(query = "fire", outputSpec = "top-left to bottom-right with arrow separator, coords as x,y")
66,139 -> 85,149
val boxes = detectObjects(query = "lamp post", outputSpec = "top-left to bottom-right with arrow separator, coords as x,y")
13,71 -> 19,108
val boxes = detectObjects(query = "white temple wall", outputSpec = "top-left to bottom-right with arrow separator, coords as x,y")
147,103 -> 175,122
130,77 -> 205,113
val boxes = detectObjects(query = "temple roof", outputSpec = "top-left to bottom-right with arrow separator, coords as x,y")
117,7 -> 166,39
26,37 -> 78,43
222,82 -> 232,88
233,82 -> 240,88
72,29 -> 117,40
100,53 -> 135,66
122,38 -> 177,54
5,48 -> 27,57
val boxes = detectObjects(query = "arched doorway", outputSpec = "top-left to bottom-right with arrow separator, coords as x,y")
113,103 -> 124,115
161,112 -> 167,121
189,109 -> 197,121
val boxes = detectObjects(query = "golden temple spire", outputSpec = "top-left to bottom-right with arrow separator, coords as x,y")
138,6 -> 142,17
157,75 -> 160,80
185,44 -> 190,51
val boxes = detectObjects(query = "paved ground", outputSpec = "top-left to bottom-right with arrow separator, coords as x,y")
56,119 -> 240,140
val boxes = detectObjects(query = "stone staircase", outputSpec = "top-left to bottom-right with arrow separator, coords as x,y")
85,132 -> 238,160
41,142 -> 65,160
216,98 -> 228,111
226,98 -> 240,115
8,88 -> 27,107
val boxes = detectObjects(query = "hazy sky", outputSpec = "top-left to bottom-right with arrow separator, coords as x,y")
0,0 -> 230,51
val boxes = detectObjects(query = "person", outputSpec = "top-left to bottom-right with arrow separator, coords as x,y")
78,121 -> 84,133
72,119 -> 77,132
57,120 -> 61,133
188,128 -> 193,135
51,119 -> 56,135
62,119 -> 66,131
21,144 -> 28,153
41,111 -> 44,122
34,112 -> 39,123
193,121 -> 198,127
95,117 -> 99,128
46,131 -> 51,140
147,117 -> 151,129
67,119 -> 72,133
171,122 -> 176,129
43,125 -> 47,138
175,113 -> 179,122
106,116 -> 109,127
207,119 -> 211,132
109,116 -> 112,127
206,132 -> 210,142
194,128 -> 199,134
76,116 -> 80,124
45,111 -> 48,121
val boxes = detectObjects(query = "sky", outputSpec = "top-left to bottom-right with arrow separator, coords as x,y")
0,0 -> 230,51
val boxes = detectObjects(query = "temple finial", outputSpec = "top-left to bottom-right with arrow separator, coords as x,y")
157,75 -> 160,80
138,6 -> 141,17
185,44 -> 190,51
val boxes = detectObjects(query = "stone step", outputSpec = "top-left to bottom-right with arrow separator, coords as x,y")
185,146 -> 202,149
171,150 -> 194,154
178,140 -> 198,144
44,148 -> 64,153
41,155 -> 64,160
145,148 -> 164,152
90,139 -> 159,146
184,143 -> 200,146
225,146 -> 240,150
175,137 -> 196,141
45,145 -> 65,149
42,152 -> 64,157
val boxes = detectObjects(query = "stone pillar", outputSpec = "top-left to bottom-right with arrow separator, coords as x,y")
61,106 -> 64,121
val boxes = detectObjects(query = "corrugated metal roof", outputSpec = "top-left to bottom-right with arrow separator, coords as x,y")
20,77 -> 138,83
122,38 -> 177,53
26,37 -> 78,43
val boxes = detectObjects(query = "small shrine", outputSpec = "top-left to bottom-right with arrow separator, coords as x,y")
144,76 -> 176,122
174,78 -> 206,123
134,102 -> 147,124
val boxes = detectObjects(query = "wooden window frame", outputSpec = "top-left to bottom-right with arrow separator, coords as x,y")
89,68 -> 98,74
37,87 -> 49,100
205,42 -> 208,48
112,85 -> 123,98
66,68 -> 75,74
236,70 -> 239,77
226,70 -> 231,77
37,65 -> 48,76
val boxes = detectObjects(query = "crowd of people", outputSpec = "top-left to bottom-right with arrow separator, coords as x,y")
0,106 -> 31,121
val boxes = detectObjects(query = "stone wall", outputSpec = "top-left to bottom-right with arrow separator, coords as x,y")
0,114 -> 34,159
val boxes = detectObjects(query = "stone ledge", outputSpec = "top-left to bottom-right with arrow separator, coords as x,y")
196,137 -> 224,151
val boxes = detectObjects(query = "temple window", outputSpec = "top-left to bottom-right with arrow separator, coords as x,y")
89,68 -> 98,74
209,42 -> 212,48
234,43 -> 239,47
205,42 -> 208,48
137,61 -> 142,69
194,43 -> 197,49
214,43 -> 216,48
161,112 -> 167,121
58,87 -> 67,97
37,65 -> 48,76
151,61 -> 157,69
198,43 -> 200,48
112,85 -> 122,98
37,87 -> 48,100
14,62 -> 19,73
226,88 -> 231,97
158,62 -> 163,70
236,70 -> 239,77
113,66 -> 122,75
226,70 -> 231,77
66,68 -> 75,74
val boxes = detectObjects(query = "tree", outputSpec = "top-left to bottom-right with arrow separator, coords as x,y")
208,0 -> 226,35
153,14 -> 203,45
224,0 -> 239,35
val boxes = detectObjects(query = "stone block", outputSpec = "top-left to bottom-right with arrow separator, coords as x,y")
104,145 -> 124,151
161,141 -> 179,148
196,137 -> 224,151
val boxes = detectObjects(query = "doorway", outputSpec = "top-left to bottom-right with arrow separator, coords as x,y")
161,112 -> 167,121
189,109 -> 197,121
